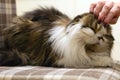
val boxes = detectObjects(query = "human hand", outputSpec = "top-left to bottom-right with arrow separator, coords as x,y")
90,0 -> 120,24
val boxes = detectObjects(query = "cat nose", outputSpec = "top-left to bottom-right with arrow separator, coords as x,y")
98,36 -> 104,41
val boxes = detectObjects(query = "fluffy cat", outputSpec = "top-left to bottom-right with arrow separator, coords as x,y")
0,7 -> 120,70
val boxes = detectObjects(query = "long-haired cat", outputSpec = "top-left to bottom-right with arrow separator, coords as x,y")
0,7 -> 120,70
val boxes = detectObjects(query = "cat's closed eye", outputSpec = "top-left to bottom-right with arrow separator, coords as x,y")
81,27 -> 95,36
103,34 -> 114,41
82,25 -> 96,34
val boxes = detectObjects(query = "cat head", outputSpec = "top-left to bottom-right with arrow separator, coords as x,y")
66,13 -> 114,46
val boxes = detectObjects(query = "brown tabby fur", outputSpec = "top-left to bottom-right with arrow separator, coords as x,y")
0,7 -> 120,71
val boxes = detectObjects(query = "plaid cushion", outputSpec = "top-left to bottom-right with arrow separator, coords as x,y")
0,0 -> 16,48
0,66 -> 120,80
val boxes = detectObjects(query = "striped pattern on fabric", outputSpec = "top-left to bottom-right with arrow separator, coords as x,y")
0,0 -> 16,48
0,66 -> 120,80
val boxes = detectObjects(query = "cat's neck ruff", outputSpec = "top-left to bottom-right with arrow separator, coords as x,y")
47,23 -> 91,67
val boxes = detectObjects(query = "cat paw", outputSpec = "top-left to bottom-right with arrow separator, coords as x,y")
112,63 -> 120,71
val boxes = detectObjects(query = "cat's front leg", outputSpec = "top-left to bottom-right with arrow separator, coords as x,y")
90,55 -> 111,66
89,55 -> 114,68
90,56 -> 120,71
111,61 -> 120,71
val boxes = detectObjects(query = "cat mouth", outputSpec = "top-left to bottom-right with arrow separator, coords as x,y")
85,44 -> 95,52
85,42 -> 101,52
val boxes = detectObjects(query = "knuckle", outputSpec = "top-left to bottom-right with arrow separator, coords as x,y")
104,5 -> 111,10
111,7 -> 119,13
101,9 -> 107,15
94,9 -> 99,16
116,6 -> 120,11
110,11 -> 115,15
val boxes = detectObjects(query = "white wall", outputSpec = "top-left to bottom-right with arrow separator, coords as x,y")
16,0 -> 120,60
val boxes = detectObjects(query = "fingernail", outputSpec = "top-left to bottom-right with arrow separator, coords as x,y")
103,23 -> 109,27
104,19 -> 110,25
94,14 -> 98,19
97,20 -> 102,24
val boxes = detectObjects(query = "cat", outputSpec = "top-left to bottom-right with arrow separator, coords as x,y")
0,7 -> 120,71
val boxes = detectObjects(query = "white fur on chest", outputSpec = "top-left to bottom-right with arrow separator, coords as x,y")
47,24 -> 91,67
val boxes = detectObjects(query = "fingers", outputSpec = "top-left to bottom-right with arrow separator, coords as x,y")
98,1 -> 113,21
90,1 -> 120,24
93,1 -> 105,16
104,5 -> 120,24
90,3 -> 96,13
108,17 -> 119,24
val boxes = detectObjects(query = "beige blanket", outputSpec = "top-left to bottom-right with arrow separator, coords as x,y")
0,66 -> 120,80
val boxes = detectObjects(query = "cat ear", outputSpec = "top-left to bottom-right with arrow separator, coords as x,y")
73,15 -> 82,22
67,15 -> 82,26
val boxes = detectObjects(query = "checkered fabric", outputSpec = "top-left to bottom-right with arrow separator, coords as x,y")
0,0 -> 16,48
0,66 -> 120,80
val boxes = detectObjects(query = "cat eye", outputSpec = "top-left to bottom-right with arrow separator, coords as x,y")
90,27 -> 96,33
81,26 -> 96,33
82,25 -> 102,33
103,35 -> 114,41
